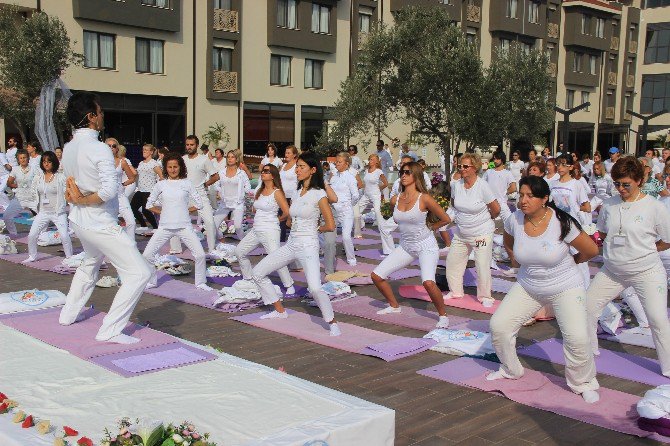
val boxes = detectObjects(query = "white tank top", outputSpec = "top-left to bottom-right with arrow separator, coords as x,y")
363,168 -> 383,197
280,163 -> 298,201
393,193 -> 432,247
253,189 -> 280,232
220,170 -> 240,207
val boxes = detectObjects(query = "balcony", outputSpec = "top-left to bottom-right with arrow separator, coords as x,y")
605,106 -> 615,119
548,62 -> 557,78
629,40 -> 637,54
610,36 -> 619,51
466,5 -> 481,23
213,70 -> 238,93
358,32 -> 369,49
626,74 -> 635,88
607,72 -> 617,86
213,8 -> 239,33
548,23 -> 559,39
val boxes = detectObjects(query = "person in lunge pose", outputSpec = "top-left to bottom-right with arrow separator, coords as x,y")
279,145 -> 300,242
213,150 -> 251,241
251,153 -> 341,336
4,149 -> 38,234
371,162 -> 452,329
143,153 -> 211,291
488,176 -> 600,403
59,92 -> 152,344
131,143 -> 163,233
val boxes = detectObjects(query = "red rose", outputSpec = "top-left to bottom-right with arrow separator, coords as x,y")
0,403 -> 7,414
63,426 -> 79,436
0,392 -> 7,401
21,415 -> 33,428
77,437 -> 93,446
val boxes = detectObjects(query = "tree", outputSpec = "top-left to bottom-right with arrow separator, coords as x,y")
0,5 -> 82,143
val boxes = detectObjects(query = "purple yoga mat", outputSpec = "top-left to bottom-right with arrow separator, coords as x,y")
90,342 -> 216,377
361,337 -> 437,361
519,338 -> 670,387
355,248 -> 387,261
340,236 -> 383,246
0,307 -> 178,359
418,357 -> 669,443
231,309 -> 434,361
208,275 -> 307,297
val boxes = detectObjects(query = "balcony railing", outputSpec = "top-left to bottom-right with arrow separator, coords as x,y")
607,72 -> 617,86
610,36 -> 619,51
548,23 -> 559,39
547,62 -> 557,78
213,70 -> 238,93
629,40 -> 638,54
626,74 -> 635,88
466,5 -> 481,23
213,8 -> 239,33
605,106 -> 615,119
358,32 -> 369,49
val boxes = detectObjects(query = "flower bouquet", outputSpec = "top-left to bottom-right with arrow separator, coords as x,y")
380,200 -> 393,219
430,171 -> 444,188
99,418 -> 216,446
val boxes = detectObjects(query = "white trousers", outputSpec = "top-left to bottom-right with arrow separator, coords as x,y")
332,204 -> 356,263
357,193 -> 395,255
490,284 -> 599,394
235,228 -> 293,288
353,197 -> 362,238
59,223 -> 152,341
213,204 -> 245,240
446,233 -> 493,299
373,238 -> 439,283
28,211 -> 73,258
124,183 -> 136,199
586,264 -> 670,376
143,227 -> 207,287
2,198 -> 23,235
170,188 -> 216,253
252,237 -> 334,322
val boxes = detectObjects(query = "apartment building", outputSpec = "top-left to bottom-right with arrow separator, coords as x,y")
0,0 -> 649,163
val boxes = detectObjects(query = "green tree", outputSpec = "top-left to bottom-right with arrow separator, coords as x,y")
0,5 -> 82,143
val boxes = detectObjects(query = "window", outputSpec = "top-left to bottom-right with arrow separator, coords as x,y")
581,91 -> 590,111
466,27 -> 477,45
589,55 -> 597,75
566,89 -> 575,108
581,15 -> 591,35
528,1 -> 539,24
573,52 -> 583,72
595,18 -> 605,38
312,3 -> 330,34
83,31 -> 115,69
277,0 -> 297,29
214,0 -> 232,9
645,23 -> 670,64
243,103 -> 296,155
141,0 -> 169,7
624,94 -> 632,119
500,38 -> 511,53
506,0 -> 517,19
520,42 -> 532,55
546,42 -> 555,59
305,59 -> 324,89
359,12 -> 371,34
212,47 -> 232,71
630,24 -> 637,44
641,74 -> 670,113
628,57 -> 635,74
648,0 -> 670,7
270,55 -> 291,86
136,38 -> 164,74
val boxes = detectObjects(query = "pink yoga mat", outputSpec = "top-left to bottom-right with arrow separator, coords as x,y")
418,357 -> 669,443
398,285 -> 500,314
0,307 -> 178,359
519,338 -> 670,387
231,309 -> 436,361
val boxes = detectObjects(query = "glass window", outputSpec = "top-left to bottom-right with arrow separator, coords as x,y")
566,89 -> 575,109
277,0 -> 297,29
312,3 -> 330,34
359,12 -> 371,33
305,59 -> 324,89
645,23 -> 670,64
573,52 -> 583,72
500,38 -> 511,53
506,0 -> 517,19
589,55 -> 597,75
641,74 -> 670,113
466,27 -> 477,45
243,103 -> 296,156
528,1 -> 539,24
582,14 -> 591,35
214,0 -> 232,9
141,0 -> 169,7
270,55 -> 291,86
581,91 -> 590,111
136,38 -> 164,74
595,18 -> 605,38
212,47 -> 232,71
84,31 -> 115,69
648,0 -> 670,7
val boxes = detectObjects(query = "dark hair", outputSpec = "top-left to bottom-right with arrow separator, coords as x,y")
66,92 -> 101,128
256,164 -> 283,199
214,148 -> 224,157
401,154 -> 413,161
518,176 -> 582,241
555,153 -> 573,165
376,139 -> 385,147
526,160 -> 546,176
492,150 -> 507,164
54,146 -> 63,152
611,155 -> 644,184
40,151 -> 59,173
157,147 -> 170,156
582,152 -> 591,160
266,142 -> 277,157
27,140 -> 42,154
348,145 -> 358,154
185,134 -> 199,146
162,152 -> 187,179
512,150 -> 520,157
298,152 -> 326,191
528,148 -> 537,155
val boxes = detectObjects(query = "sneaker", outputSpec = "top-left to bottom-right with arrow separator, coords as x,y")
329,323 -> 342,337
376,305 -> 401,315
436,315 -> 450,329
21,256 -> 36,264
480,297 -> 496,308
347,259 -> 357,266
135,227 -> 149,234
260,310 -> 288,320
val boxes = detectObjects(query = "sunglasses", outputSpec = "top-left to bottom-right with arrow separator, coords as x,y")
400,169 -> 412,176
457,164 -> 473,170
108,143 -> 117,148
613,181 -> 633,189
261,169 -> 271,174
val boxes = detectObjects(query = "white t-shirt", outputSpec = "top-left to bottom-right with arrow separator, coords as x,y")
597,194 -> 670,276
211,158 -> 227,172
137,159 -> 161,193
28,154 -> 41,171
604,159 -> 616,174
590,174 -> 614,200
483,168 -> 515,202
363,168 -> 384,197
505,210 -> 581,298
508,160 -> 525,182
261,156 -> 283,169
280,163 -> 298,201
451,178 -> 497,238
581,160 -> 594,177
350,155 -> 364,172
147,178 -> 202,230
6,147 -> 18,168
544,172 -> 559,186
289,188 -> 327,239
390,178 -> 401,198
550,178 -> 589,220
183,154 -> 217,190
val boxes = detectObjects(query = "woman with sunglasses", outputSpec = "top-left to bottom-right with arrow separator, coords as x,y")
445,153 -> 501,307
639,157 -> 669,199
213,150 -> 251,241
489,176 -> 601,403
251,153 -> 341,336
586,156 -> 670,376
234,164 -> 295,296
357,154 -> 393,255
372,162 -> 452,328
106,137 -> 137,240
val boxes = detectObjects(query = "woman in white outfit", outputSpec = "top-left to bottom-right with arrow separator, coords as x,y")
372,162 -> 452,328
213,150 -> 251,241
107,138 -> 137,239
279,145 -> 299,242
234,164 -> 296,295
209,148 -> 227,208
130,143 -> 163,232
325,152 -> 360,267
508,150 -> 525,183
261,143 -> 284,169
586,157 -> 670,376
118,144 -> 137,199
143,153 -> 212,291
446,153 -> 501,307
4,150 -> 38,235
24,151 -> 73,263
251,152 -> 341,336
544,158 -> 559,184
357,154 -> 394,255
589,160 -> 615,212
488,175 -> 600,403
25,141 -> 42,171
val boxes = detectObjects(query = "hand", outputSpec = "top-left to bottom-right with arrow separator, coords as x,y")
65,177 -> 84,204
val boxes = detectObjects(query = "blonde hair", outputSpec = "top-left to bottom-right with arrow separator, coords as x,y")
368,154 -> 380,168
460,153 -> 482,172
227,149 -> 241,166
143,143 -> 156,152
285,145 -> 300,158
336,151 -> 351,166
117,144 -> 127,158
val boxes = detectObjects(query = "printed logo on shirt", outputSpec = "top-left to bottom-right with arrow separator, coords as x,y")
634,215 -> 643,224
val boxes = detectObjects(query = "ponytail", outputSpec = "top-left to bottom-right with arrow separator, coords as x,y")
546,201 -> 582,241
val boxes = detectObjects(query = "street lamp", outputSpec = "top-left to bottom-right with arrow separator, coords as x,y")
626,109 -> 668,156
555,102 -> 590,153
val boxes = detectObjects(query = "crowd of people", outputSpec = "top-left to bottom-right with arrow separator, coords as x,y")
2,92 -> 670,406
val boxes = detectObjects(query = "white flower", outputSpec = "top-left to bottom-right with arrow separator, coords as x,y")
173,433 -> 184,443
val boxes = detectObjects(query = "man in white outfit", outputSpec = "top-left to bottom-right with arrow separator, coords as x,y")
59,92 -> 152,344
5,137 -> 18,169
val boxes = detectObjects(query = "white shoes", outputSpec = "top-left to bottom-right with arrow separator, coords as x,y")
444,292 -> 462,300
486,369 -> 517,381
21,256 -> 36,264
436,315 -> 450,329
347,259 -> 357,266
196,284 -> 214,292
260,310 -> 288,320
581,390 -> 600,404
376,305 -> 402,315
285,285 -> 296,296
480,297 -> 495,308
330,323 -> 342,337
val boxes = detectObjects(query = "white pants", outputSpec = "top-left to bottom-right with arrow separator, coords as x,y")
587,264 -> 670,376
490,284 -> 599,394
446,233 -> 493,299
2,198 -> 23,235
119,199 -> 136,241
143,227 -> 207,287
170,188 -> 216,253
124,183 -> 136,199
333,204 -> 355,263
357,193 -> 395,255
213,204 -> 245,241
235,228 -> 293,288
252,237 -> 334,322
373,238 -> 439,283
353,197 -> 362,238
59,223 -> 152,341
28,211 -> 73,258
207,186 -> 218,209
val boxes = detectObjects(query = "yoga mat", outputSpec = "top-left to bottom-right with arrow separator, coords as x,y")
398,285 -> 500,314
288,258 -> 419,282
0,307 -> 178,359
208,275 -> 307,297
340,236 -> 383,246
600,329 -> 656,349
0,252 -> 66,272
354,248 -> 387,261
519,338 -> 670,387
90,342 -> 216,377
418,357 -> 669,443
231,309 -> 436,361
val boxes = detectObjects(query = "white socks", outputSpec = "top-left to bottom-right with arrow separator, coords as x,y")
486,369 -> 516,381
100,334 -> 141,344
260,310 -> 288,320
196,284 -> 214,292
581,390 -> 600,404
376,305 -> 401,315
330,323 -> 341,337
285,286 -> 296,296
436,315 -> 450,329
480,297 -> 495,308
